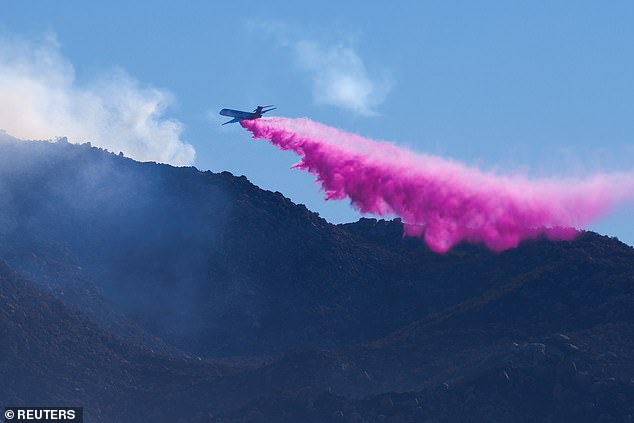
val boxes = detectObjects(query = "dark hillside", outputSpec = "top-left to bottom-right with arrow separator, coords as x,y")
0,258 -> 230,422
1,137 -> 633,422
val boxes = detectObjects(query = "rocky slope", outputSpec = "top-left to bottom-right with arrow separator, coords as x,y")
0,136 -> 632,422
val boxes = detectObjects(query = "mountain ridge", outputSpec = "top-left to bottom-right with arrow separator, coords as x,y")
0,136 -> 633,422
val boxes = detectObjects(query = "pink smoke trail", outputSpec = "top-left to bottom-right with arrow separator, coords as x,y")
241,117 -> 634,253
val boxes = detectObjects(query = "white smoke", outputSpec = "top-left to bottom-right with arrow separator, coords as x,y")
294,40 -> 392,116
244,18 -> 393,116
0,34 -> 195,165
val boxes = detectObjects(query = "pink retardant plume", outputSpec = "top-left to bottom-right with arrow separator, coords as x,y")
241,117 -> 634,253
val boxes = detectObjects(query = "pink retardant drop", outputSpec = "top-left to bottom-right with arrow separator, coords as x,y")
241,117 -> 634,253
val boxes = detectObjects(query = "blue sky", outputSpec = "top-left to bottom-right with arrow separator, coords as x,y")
2,1 -> 633,244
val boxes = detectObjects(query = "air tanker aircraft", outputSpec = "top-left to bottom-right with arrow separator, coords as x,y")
219,105 -> 277,125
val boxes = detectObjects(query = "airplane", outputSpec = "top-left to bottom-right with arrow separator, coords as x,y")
219,105 -> 277,125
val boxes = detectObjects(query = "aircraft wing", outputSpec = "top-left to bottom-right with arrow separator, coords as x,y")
219,109 -> 253,119
222,117 -> 242,125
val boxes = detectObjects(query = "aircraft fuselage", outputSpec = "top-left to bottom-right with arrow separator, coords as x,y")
219,105 -> 276,125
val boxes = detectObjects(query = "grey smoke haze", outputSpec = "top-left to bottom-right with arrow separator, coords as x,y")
0,135 -> 235,349
0,34 -> 195,165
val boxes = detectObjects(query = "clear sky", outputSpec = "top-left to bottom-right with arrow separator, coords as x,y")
2,1 -> 633,245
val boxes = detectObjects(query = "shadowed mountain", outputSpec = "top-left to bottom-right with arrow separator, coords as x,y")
0,258 -> 234,422
0,136 -> 633,422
